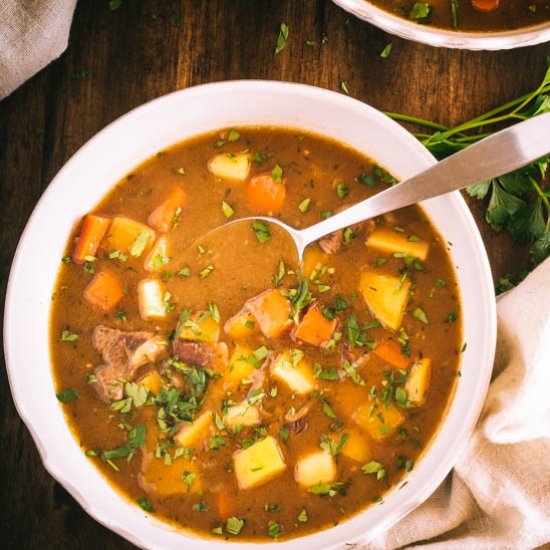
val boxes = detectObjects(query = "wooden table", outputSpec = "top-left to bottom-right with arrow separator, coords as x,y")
0,1 -> 548,547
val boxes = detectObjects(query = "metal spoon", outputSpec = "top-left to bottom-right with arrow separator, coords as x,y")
229,112 -> 550,261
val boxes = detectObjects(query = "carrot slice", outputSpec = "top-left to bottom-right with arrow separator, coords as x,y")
217,489 -> 233,521
248,289 -> 292,339
148,186 -> 186,233
72,214 -> 111,263
373,338 -> 409,370
83,270 -> 125,311
295,304 -> 337,346
246,173 -> 286,214
471,0 -> 499,11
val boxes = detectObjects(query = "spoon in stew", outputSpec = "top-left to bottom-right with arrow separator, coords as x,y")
224,112 -> 550,261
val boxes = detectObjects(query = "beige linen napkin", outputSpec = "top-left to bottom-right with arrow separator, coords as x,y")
0,0 -> 76,100
365,257 -> 550,549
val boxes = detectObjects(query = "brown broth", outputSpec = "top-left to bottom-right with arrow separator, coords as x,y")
368,0 -> 550,32
50,127 -> 462,541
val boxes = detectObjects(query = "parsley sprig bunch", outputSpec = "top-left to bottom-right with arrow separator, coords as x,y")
386,60 -> 550,266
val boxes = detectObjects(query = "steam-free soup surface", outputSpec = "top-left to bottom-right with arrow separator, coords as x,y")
51,127 -> 462,541
369,0 -> 550,32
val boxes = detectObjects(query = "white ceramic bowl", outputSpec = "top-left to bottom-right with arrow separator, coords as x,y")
332,0 -> 550,49
4,81 -> 496,549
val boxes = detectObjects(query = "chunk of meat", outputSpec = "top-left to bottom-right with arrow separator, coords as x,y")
283,404 -> 309,435
172,339 -> 213,368
318,211 -> 374,255
340,342 -> 370,372
92,325 -> 167,401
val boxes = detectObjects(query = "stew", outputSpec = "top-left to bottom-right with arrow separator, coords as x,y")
50,127 -> 462,541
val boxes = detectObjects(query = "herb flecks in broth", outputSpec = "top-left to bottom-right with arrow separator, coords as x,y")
50,127 -> 461,541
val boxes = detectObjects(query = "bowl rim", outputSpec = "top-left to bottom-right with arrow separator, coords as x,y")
3,79 -> 497,549
331,0 -> 550,50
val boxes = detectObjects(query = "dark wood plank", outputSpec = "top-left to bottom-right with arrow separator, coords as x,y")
0,0 -> 548,547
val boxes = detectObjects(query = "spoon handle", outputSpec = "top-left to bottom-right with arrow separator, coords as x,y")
299,112 -> 550,244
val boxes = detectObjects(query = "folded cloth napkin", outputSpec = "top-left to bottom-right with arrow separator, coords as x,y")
364,257 -> 550,550
0,0 -> 76,100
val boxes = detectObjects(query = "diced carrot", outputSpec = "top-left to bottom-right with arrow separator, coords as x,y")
373,338 -> 409,370
148,186 -> 186,233
294,304 -> 337,346
72,214 -> 111,263
471,0 -> 499,11
247,289 -> 292,339
217,489 -> 234,521
246,173 -> 286,214
83,270 -> 125,311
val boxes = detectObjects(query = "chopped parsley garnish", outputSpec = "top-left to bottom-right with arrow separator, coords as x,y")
193,502 -> 208,511
279,427 -> 289,444
320,433 -> 349,456
340,81 -> 350,95
61,329 -> 79,342
298,197 -> 311,213
380,43 -> 393,58
199,265 -> 214,279
226,516 -> 245,535
298,508 -> 308,522
409,2 -> 432,19
342,360 -> 365,385
362,461 -> 386,480
252,221 -> 271,243
413,307 -> 429,324
56,388 -> 77,403
313,363 -> 340,380
136,498 -> 154,512
309,482 -> 344,497
267,520 -> 283,538
275,23 -> 289,54
178,266 -> 191,277
227,129 -> 240,142
274,259 -> 285,286
271,164 -> 283,182
336,183 -> 349,198
221,201 -> 235,218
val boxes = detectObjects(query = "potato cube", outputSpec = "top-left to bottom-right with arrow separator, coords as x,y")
353,402 -> 405,441
366,229 -> 429,260
178,311 -> 220,343
140,455 -> 202,496
225,403 -> 261,430
359,270 -> 411,331
233,436 -> 286,490
294,451 -> 337,487
174,410 -> 213,449
339,429 -> 371,463
405,358 -> 431,406
226,343 -> 255,384
224,311 -> 259,340
208,152 -> 251,182
104,216 -> 155,257
137,370 -> 164,396
271,350 -> 314,395
247,289 -> 292,339
144,236 -> 170,272
137,279 -> 166,320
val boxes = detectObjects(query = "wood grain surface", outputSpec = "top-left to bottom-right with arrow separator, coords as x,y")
0,1 -> 548,548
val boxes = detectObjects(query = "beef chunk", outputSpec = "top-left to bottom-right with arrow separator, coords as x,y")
319,230 -> 343,255
172,339 -> 213,368
92,325 -> 166,401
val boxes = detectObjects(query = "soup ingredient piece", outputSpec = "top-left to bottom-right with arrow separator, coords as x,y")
83,270 -> 125,311
451,0 -> 459,27
233,436 -> 286,490
373,338 -> 410,370
61,329 -> 79,341
104,216 -> 156,258
72,214 -> 111,263
338,429 -> 371,463
359,271 -> 411,331
137,370 -> 163,396
339,82 -> 350,96
295,451 -> 337,487
380,43 -> 392,59
148,186 -> 186,233
275,22 -> 289,54
226,516 -> 245,536
271,350 -> 315,395
294,303 -> 337,346
172,340 -> 213,369
353,402 -> 405,441
177,311 -> 220,343
361,461 -> 386,480
267,521 -> 284,539
208,152 -> 251,182
409,2 -> 432,19
221,200 -> 235,218
174,410 -> 213,448
405,358 -> 432,406
141,454 -> 202,496
246,173 -> 286,214
251,221 -> 272,243
137,279 -> 166,320
246,289 -> 293,339
283,404 -> 310,434
298,197 -> 311,213
217,491 -> 234,521
225,343 -> 255,385
471,0 -> 499,11
143,236 -> 170,272
136,498 -> 154,513
366,229 -> 429,261
301,247 -> 330,277
56,388 -> 77,403
224,311 -> 259,340
225,403 -> 261,429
